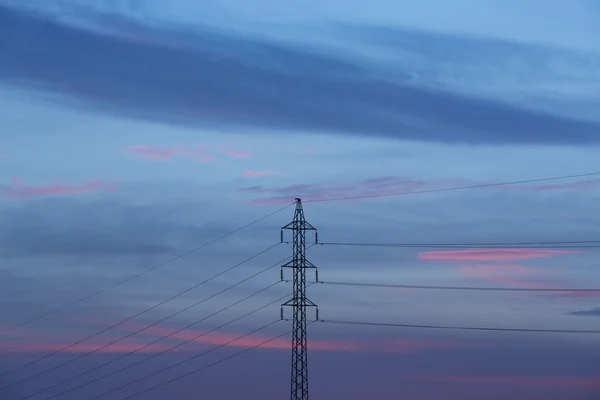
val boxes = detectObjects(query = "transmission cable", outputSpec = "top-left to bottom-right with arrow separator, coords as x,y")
22,280 -> 287,400
317,240 -> 600,249
314,280 -> 600,292
321,319 -> 600,334
87,315 -> 291,400
120,325 -> 295,400
1,203 -> 293,334
0,242 -> 281,386
304,171 -> 600,202
15,259 -> 292,400
29,246 -> 315,400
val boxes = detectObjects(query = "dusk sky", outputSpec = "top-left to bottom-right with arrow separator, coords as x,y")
1,1 -> 600,399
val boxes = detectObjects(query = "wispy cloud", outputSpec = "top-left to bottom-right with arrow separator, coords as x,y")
458,263 -> 551,288
506,179 -> 600,192
567,308 -> 600,317
222,150 -> 251,159
241,176 -> 600,204
410,375 -> 600,390
2,4 -> 599,145
117,322 -> 485,354
242,170 -> 289,178
0,153 -> 9,158
122,145 -> 215,163
420,250 -> 599,299
0,340 -> 174,354
418,249 -> 580,262
241,176 -> 454,204
0,178 -> 115,199
0,320 -> 482,354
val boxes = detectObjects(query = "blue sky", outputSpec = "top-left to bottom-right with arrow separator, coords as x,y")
1,1 -> 600,399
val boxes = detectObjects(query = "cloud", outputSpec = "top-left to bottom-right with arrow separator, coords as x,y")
419,249 -> 581,262
240,176 -> 600,204
122,145 -> 215,163
240,176 -> 457,204
453,260 -> 600,299
0,153 -> 9,158
458,263 -> 550,288
0,318 -> 481,355
242,170 -> 289,178
507,179 -> 600,192
0,178 -> 115,199
411,375 -> 600,390
113,321 -> 484,354
0,340 -> 174,354
222,150 -> 251,159
1,4 -> 599,145
567,308 -> 600,317
0,199 -> 210,257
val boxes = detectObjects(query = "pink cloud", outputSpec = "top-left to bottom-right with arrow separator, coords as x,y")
508,179 -> 600,192
241,177 -> 444,204
4,317 -> 486,355
123,145 -> 215,163
126,323 -> 483,354
242,170 -> 289,178
0,340 -> 174,354
0,153 -> 9,158
222,150 -> 251,159
1,178 -> 115,199
240,176 -> 600,204
458,263 -> 551,288
419,249 -> 580,262
412,375 -> 600,390
454,261 -> 600,299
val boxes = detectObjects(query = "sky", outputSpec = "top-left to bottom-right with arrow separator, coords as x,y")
1,0 -> 600,399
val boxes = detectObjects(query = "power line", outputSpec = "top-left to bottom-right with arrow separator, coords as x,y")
89,319 -> 287,400
321,319 -> 600,334
26,281 -> 288,400
317,240 -> 600,249
16,255 -> 294,400
1,203 -> 293,334
0,242 -> 282,386
120,325 -> 295,400
314,280 -> 600,292
304,172 -> 600,202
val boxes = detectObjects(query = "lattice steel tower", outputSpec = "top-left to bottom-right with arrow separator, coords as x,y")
280,198 -> 318,400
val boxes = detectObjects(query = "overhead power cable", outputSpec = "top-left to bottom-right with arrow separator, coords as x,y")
1,203 -> 293,334
317,240 -> 600,249
120,325 -> 295,400
314,280 -> 600,293
0,242 -> 282,386
89,318 -> 290,400
304,171 -> 600,202
24,280 -> 289,400
17,255 -> 295,400
321,319 -> 600,334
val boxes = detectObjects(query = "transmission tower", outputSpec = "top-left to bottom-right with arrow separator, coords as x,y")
280,198 -> 318,400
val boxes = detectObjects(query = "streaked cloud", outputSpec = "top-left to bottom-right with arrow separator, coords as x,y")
2,4 -> 599,145
242,170 -> 289,178
222,150 -> 251,159
458,264 -> 550,288
122,145 -> 215,163
419,249 -> 581,262
411,375 -> 600,390
0,178 -> 115,199
241,176 -> 600,204
567,308 -> 600,317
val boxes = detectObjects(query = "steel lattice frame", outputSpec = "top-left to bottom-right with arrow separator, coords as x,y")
281,198 -> 318,400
